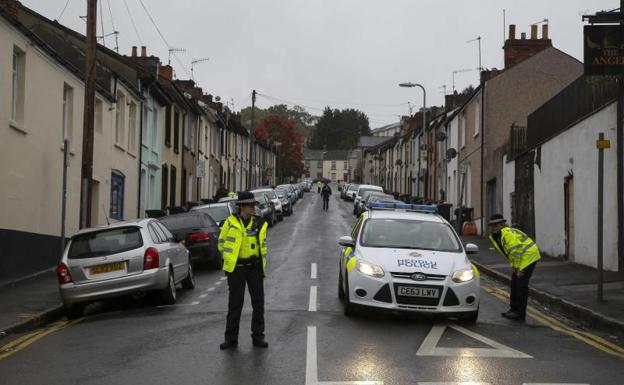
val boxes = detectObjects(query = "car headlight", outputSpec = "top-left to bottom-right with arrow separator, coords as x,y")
357,260 -> 385,278
452,268 -> 475,283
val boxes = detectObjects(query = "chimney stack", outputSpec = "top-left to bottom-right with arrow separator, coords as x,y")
131,46 -> 137,57
158,65 -> 173,81
530,24 -> 538,39
542,24 -> 549,40
509,24 -> 516,40
0,0 -> 19,18
141,46 -> 147,57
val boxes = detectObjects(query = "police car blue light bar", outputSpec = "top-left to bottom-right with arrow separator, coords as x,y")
367,202 -> 438,213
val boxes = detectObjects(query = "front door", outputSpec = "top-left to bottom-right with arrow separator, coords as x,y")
564,176 -> 575,261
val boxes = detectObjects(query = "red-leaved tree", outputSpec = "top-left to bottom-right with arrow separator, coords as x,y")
254,115 -> 304,183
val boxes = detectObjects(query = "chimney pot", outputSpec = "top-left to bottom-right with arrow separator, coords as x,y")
542,24 -> 549,40
509,24 -> 516,40
131,46 -> 137,57
141,46 -> 147,57
531,24 -> 538,39
0,0 -> 19,18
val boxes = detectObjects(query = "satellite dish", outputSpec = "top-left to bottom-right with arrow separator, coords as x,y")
215,96 -> 222,102
446,148 -> 457,159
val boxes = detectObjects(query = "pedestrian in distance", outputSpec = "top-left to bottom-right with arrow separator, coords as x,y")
488,214 -> 541,321
317,180 -> 322,193
321,183 -> 332,211
218,191 -> 269,350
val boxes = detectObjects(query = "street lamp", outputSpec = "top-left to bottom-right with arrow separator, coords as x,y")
399,82 -> 427,199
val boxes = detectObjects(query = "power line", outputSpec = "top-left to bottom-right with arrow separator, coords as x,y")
105,0 -> 119,52
98,0 -> 105,47
122,0 -> 142,45
57,0 -> 70,21
257,93 -> 408,108
137,0 -> 192,78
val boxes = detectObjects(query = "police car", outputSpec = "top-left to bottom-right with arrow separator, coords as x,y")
337,202 -> 480,322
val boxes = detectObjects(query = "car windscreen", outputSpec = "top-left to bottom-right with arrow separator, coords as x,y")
69,226 -> 144,259
276,191 -> 286,198
160,215 -> 210,231
193,206 -> 230,223
256,190 -> 277,200
253,193 -> 268,204
347,185 -> 359,192
358,187 -> 382,198
360,219 -> 462,252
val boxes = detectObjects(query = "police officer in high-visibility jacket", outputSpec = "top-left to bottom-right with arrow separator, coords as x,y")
218,191 -> 269,349
488,214 -> 540,321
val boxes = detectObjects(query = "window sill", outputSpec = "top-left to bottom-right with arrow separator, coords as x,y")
174,148 -> 180,154
9,121 -> 27,135
114,143 -> 126,152
127,151 -> 137,159
473,132 -> 479,138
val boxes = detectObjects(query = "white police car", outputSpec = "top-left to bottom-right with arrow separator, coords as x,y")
337,202 -> 480,322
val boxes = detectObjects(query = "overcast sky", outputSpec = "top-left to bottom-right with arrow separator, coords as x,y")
22,0 -> 616,128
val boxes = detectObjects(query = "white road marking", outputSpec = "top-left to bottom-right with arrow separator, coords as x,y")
523,384 -> 590,385
306,326 -> 383,385
199,294 -> 208,299
308,286 -> 318,312
206,287 -> 215,292
311,263 -> 318,279
416,323 -> 532,358
215,281 -> 222,285
156,301 -> 200,308
418,383 -> 491,385
220,277 -> 227,281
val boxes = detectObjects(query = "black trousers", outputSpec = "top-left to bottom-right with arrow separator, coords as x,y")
510,261 -> 537,316
322,197 -> 329,210
225,265 -> 265,342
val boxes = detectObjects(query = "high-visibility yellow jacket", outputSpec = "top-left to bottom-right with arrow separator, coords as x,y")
218,215 -> 268,275
488,226 -> 541,270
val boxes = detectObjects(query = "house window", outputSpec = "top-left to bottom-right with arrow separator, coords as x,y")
151,107 -> 158,150
128,101 -> 137,152
317,160 -> 322,168
62,84 -> 74,141
305,160 -> 310,168
11,47 -> 25,125
110,171 -> 125,220
474,99 -> 480,137
95,99 -> 103,134
142,106 -> 149,146
161,164 -> 169,209
170,165 -> 177,206
184,114 -> 190,149
115,93 -> 126,146
165,105 -> 172,146
344,161 -> 348,169
173,109 -> 180,153
331,161 -> 336,170
460,112 -> 466,148
140,168 -> 147,215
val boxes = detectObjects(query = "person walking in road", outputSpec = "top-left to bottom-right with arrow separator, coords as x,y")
317,181 -> 322,193
488,214 -> 541,321
321,183 -> 332,211
218,191 -> 269,350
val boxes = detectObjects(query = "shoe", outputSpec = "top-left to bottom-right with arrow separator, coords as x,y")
252,338 -> 269,348
502,311 -> 525,321
501,309 -> 514,317
219,340 -> 238,350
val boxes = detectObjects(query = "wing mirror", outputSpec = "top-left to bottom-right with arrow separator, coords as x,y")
338,236 -> 356,248
465,243 -> 479,254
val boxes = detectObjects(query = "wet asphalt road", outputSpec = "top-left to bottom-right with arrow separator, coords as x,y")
1,191 -> 623,385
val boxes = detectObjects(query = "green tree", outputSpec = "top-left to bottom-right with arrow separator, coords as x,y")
308,107 -> 371,150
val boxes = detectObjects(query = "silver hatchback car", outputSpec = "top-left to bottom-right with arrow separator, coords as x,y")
56,218 -> 194,318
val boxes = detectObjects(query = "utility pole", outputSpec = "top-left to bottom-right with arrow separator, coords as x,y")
619,0 -> 624,273
596,133 -> 610,302
250,90 -> 256,188
79,0 -> 97,229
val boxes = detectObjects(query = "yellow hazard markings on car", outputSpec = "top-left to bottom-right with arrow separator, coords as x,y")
482,285 -> 624,359
0,318 -> 82,361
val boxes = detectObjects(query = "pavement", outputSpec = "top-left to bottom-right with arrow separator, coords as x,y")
1,191 -> 624,384
464,235 -> 624,336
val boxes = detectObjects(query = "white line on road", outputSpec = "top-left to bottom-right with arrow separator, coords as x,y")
156,301 -> 200,308
308,286 -> 317,312
306,326 -> 383,385
199,294 -> 208,299
311,263 -> 318,279
220,277 -> 227,281
206,287 -> 215,292
215,281 -> 222,286
418,383 -> 491,385
523,383 -> 590,385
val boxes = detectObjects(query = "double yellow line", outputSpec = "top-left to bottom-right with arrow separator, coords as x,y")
482,285 -> 624,359
0,319 -> 81,361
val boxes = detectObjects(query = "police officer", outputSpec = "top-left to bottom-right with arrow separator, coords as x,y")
218,191 -> 269,349
488,214 -> 541,321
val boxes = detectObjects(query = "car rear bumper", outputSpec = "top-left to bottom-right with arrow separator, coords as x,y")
187,243 -> 220,263
347,271 -> 480,314
59,267 -> 170,305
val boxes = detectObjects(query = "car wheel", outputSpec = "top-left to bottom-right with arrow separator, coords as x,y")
213,256 -> 223,269
338,269 -> 345,299
458,307 -> 479,323
160,269 -> 177,305
181,260 -> 195,290
343,270 -> 355,317
64,303 -> 85,320
278,214 -> 284,222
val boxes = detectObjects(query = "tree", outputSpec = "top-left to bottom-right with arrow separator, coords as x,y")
241,104 -> 317,142
254,115 -> 304,183
308,107 -> 371,150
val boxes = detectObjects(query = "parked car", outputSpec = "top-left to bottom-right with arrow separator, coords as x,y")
341,183 -> 351,200
276,187 -> 295,214
344,184 -> 359,201
353,184 -> 384,214
276,189 -> 293,215
252,188 -> 284,221
253,191 -> 277,226
354,191 -> 395,217
277,184 -> 298,205
190,202 -> 237,227
57,219 -> 194,318
160,212 -> 222,269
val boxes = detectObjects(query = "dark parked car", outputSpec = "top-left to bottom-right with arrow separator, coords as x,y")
276,184 -> 297,206
253,192 -> 277,226
160,212 -> 222,268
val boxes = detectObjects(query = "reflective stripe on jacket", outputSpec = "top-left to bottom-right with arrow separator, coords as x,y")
218,215 -> 268,275
488,226 -> 540,270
